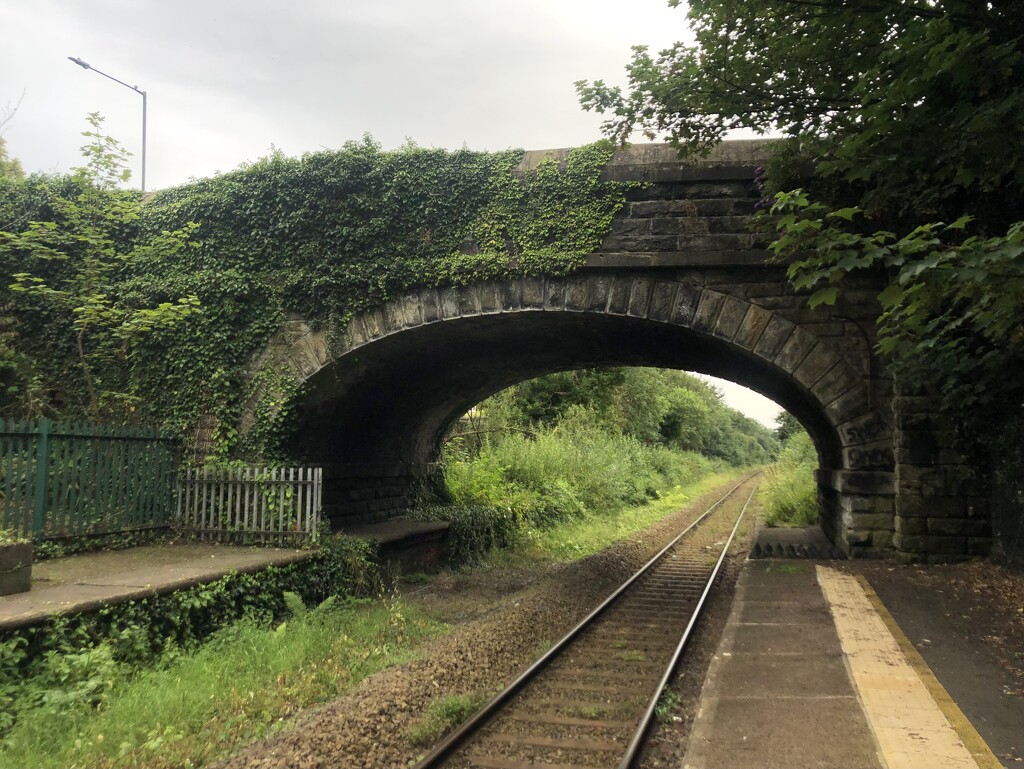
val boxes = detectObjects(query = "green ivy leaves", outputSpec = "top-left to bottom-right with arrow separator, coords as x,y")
769,190 -> 1024,413
0,133 -> 628,460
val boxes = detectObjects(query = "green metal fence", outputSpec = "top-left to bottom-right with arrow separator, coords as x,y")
0,418 -> 178,540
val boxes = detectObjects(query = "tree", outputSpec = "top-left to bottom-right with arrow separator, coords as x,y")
476,366 -> 779,463
0,138 -> 21,181
0,97 -> 23,181
578,2 -> 1023,225
577,0 -> 1024,432
0,114 -> 200,419
660,387 -> 712,452
774,411 -> 804,444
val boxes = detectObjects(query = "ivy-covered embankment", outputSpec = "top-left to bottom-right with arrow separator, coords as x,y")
0,135 -> 630,459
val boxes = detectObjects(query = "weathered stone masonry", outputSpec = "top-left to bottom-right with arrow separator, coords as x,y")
248,140 -> 990,562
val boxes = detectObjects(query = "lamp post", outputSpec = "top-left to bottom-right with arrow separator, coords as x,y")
68,56 -> 147,192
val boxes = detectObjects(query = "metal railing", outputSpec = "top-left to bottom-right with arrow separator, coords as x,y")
0,418 -> 177,539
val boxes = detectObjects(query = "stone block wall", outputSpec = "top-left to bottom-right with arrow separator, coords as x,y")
892,394 -> 991,562
323,470 -> 419,525
238,141 -> 993,561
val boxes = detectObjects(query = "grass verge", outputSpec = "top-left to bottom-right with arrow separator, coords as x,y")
405,692 -> 488,746
759,432 -> 818,527
0,597 -> 444,769
486,470 -> 747,565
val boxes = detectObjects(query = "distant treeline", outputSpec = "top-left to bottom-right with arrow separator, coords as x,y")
415,367 -> 781,562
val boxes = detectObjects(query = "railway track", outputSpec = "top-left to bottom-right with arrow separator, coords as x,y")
414,474 -> 760,769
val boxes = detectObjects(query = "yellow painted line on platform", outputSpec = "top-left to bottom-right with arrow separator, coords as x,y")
855,575 -> 1003,769
817,567 -> 985,769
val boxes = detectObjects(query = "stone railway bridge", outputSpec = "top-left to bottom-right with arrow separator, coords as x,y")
246,140 -> 989,562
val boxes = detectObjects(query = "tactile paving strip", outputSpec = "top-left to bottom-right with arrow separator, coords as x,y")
817,567 -> 980,769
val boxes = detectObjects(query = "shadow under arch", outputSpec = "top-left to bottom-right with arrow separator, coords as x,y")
268,273 -> 884,551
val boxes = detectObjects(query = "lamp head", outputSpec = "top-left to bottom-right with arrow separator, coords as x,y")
68,56 -> 91,70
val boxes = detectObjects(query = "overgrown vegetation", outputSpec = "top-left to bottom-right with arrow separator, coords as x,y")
0,594 -> 441,769
0,128 -> 630,460
759,431 -> 818,529
655,688 -> 682,724
511,472 -> 742,564
405,692 -> 488,747
0,535 -> 380,739
417,368 -> 777,564
579,0 -> 1024,560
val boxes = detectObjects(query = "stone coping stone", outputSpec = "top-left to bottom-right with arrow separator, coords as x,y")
519,139 -> 775,175
750,525 -> 847,559
0,543 -> 32,572
0,546 -> 312,632
342,519 -> 450,546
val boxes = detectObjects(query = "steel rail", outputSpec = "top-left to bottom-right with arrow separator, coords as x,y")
618,478 -> 758,769
412,472 -> 756,769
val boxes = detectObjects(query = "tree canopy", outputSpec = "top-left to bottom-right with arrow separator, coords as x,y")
0,138 -> 21,182
579,1 -> 1023,227
479,367 -> 780,467
578,0 -> 1024,439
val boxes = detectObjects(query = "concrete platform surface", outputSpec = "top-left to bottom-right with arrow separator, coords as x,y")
342,518 -> 449,545
0,543 -> 313,631
683,561 -> 1001,769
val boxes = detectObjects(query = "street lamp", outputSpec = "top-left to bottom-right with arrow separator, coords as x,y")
68,56 -> 147,192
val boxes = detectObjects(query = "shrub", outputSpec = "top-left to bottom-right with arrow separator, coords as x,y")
760,431 -> 818,527
0,534 -> 382,735
429,404 -> 726,562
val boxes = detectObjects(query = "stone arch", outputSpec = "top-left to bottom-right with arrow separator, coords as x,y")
250,271 -> 896,556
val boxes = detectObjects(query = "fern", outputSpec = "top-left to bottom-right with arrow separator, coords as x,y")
312,596 -> 337,615
282,592 -> 307,619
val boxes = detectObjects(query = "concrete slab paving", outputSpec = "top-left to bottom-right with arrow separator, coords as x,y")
735,598 -> 832,624
713,651 -> 854,698
729,621 -> 843,655
682,560 -> 1002,769
683,560 -> 882,769
692,697 -> 881,769
0,543 -> 313,630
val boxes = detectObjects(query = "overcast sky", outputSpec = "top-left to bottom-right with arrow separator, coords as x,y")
0,0 -> 782,428
1,0 -> 696,186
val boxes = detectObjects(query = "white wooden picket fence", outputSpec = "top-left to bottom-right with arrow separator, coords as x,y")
177,466 -> 321,543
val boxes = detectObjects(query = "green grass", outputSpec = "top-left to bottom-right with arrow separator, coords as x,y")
576,705 -> 611,719
405,692 -> 488,746
775,563 -> 805,574
0,598 -> 444,769
655,688 -> 682,723
486,471 -> 746,565
759,432 -> 818,528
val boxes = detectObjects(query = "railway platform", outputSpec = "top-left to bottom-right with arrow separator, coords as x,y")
682,560 -> 1005,769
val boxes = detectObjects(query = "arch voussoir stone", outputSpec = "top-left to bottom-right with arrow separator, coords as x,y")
733,304 -> 772,350
711,295 -> 749,341
564,275 -> 590,311
500,280 -> 523,312
419,287 -> 442,324
605,274 -> 633,315
626,276 -> 655,317
244,271 -> 911,558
